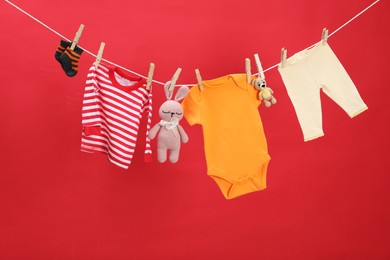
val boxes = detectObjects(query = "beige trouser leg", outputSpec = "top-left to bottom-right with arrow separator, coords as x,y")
279,42 -> 368,141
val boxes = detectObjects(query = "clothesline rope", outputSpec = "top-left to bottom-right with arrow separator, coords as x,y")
263,0 -> 381,74
4,0 -> 381,87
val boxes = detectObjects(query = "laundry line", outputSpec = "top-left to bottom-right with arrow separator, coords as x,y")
4,0 -> 381,87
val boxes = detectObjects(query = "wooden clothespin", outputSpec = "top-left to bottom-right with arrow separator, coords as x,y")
95,42 -> 105,69
70,24 -> 84,51
168,68 -> 182,91
146,63 -> 155,90
195,69 -> 204,91
254,53 -> 265,79
321,28 -> 329,46
245,58 -> 252,84
280,48 -> 287,68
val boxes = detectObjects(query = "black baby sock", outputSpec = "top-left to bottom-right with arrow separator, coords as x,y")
59,45 -> 83,77
54,40 -> 71,63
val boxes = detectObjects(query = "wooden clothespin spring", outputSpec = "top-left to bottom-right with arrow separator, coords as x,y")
195,69 -> 204,91
168,68 -> 182,92
254,53 -> 265,79
280,48 -> 287,68
70,24 -> 84,51
321,28 -> 329,46
245,58 -> 252,84
146,63 -> 155,90
95,42 -> 105,69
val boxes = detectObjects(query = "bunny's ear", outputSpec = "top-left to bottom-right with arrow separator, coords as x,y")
174,86 -> 190,101
164,81 -> 173,100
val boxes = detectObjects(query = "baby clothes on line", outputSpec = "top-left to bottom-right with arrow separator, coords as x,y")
81,63 -> 153,168
182,74 -> 270,199
54,40 -> 83,77
278,41 -> 368,142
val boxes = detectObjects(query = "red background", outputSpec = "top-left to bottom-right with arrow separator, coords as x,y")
1,0 -> 389,259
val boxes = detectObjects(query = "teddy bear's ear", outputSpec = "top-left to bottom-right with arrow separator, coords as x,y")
174,86 -> 190,101
164,81 -> 173,100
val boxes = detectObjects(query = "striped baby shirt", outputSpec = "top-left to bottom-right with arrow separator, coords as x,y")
81,63 -> 152,168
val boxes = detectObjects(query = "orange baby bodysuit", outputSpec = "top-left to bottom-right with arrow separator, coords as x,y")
182,74 -> 271,199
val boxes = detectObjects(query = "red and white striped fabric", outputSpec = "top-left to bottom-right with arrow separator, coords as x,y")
81,63 -> 153,169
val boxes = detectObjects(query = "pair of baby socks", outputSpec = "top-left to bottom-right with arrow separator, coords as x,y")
55,40 -> 83,77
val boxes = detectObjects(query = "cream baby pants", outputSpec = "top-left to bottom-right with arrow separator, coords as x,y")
278,42 -> 368,141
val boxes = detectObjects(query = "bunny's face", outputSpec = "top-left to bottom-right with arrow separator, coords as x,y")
159,100 -> 184,121
159,83 -> 189,122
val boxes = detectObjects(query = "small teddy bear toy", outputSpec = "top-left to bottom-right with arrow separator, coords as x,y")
148,81 -> 189,163
252,77 -> 277,107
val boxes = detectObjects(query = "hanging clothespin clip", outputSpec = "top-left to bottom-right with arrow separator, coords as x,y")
94,42 -> 105,69
70,24 -> 84,51
321,28 -> 329,46
168,68 -> 182,91
146,63 -> 155,90
245,58 -> 252,84
195,69 -> 204,91
254,53 -> 265,79
280,48 -> 287,68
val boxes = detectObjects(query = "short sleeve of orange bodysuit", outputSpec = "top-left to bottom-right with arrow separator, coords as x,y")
181,85 -> 202,126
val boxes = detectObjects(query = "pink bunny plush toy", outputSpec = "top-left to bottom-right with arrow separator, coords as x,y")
148,81 -> 189,163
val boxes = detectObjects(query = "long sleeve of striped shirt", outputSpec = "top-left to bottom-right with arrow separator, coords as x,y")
81,63 -> 153,169
81,66 -> 102,136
